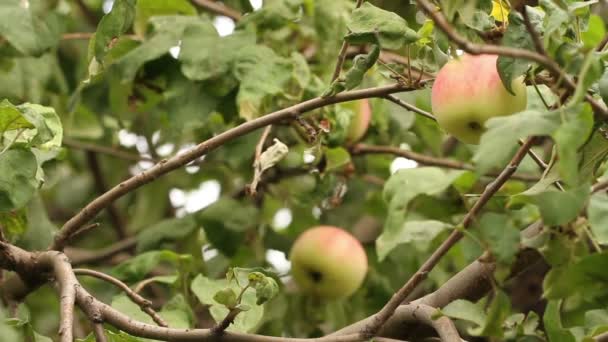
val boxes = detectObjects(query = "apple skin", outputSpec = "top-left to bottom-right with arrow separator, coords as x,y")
431,54 -> 527,144
289,226 -> 368,299
345,99 -> 372,145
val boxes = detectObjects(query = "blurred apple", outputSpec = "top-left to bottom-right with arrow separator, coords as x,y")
345,99 -> 372,145
431,54 -> 527,144
289,226 -> 368,299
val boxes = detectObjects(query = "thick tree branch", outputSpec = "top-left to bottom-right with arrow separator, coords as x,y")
52,83 -> 422,251
415,0 -> 608,118
359,138 -> 536,338
73,268 -> 167,327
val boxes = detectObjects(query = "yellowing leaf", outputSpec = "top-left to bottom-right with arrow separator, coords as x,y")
491,0 -> 509,23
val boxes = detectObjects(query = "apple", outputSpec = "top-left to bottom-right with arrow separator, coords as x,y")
289,226 -> 368,299
345,99 -> 372,145
431,54 -> 527,144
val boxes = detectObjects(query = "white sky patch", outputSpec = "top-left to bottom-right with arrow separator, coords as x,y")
185,165 -> 201,174
390,157 -> 418,174
312,206 -> 322,219
135,136 -> 149,154
169,41 -> 182,59
272,208 -> 292,231
174,180 -> 222,213
303,151 -> 316,164
118,129 -> 138,148
202,245 -> 219,262
456,49 -> 464,56
250,0 -> 263,10
214,16 -> 235,37
102,0 -> 114,13
156,143 -> 174,157
169,188 -> 187,207
137,157 -> 155,170
266,249 -> 290,274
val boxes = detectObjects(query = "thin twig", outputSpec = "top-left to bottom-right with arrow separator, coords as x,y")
191,0 -> 242,21
68,223 -> 101,243
67,237 -> 136,266
73,268 -> 168,327
330,0 -> 365,82
360,138 -> 536,338
521,6 -> 546,55
352,144 -> 539,182
52,82 -> 424,251
86,152 -> 127,239
92,323 -> 108,342
254,126 -> 273,162
383,94 -> 436,121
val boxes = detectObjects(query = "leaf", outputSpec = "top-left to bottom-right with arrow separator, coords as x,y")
475,213 -> 520,265
475,110 -> 560,175
191,274 -> 264,333
0,209 -> 26,242
0,100 -> 33,133
552,104 -> 594,186
442,299 -> 486,327
134,0 -> 197,36
378,167 -> 463,260
543,300 -> 576,342
530,185 -> 589,226
0,148 -> 38,211
324,147 -> 351,172
197,198 -> 259,256
136,215 -> 199,252
94,0 -> 136,63
247,272 -> 279,305
213,288 -> 238,309
0,100 -> 63,149
346,2 -> 419,49
376,219 -> 452,261
588,192 -> 608,245
111,250 -> 182,282
0,1 -> 60,56
582,15 -> 605,49
543,253 -> 608,299
476,291 -> 511,337
497,8 -> 543,93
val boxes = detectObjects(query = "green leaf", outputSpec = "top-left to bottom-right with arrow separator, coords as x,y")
0,100 -> 33,133
247,272 -> 279,305
378,167 -> 463,260
136,215 -> 199,252
324,147 -> 351,172
476,291 -> 511,337
94,0 -> 136,64
582,15 -> 605,49
475,110 -> 560,175
543,253 -> 608,299
197,198 -> 259,256
191,274 -> 264,333
475,213 -> 520,265
213,288 -> 239,309
0,209 -> 26,242
530,185 -> 589,226
346,2 -> 419,49
134,0 -> 197,36
376,219 -> 452,261
0,1 -> 60,56
0,100 -> 63,149
111,250 -> 183,282
600,70 -> 608,107
497,8 -> 543,93
544,300 -> 576,342
588,192 -> 608,245
442,299 -> 486,327
0,148 -> 38,211
553,104 -> 594,186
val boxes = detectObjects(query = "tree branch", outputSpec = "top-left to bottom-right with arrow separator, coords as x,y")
330,0 -> 365,82
67,237 -> 136,266
52,83 -> 422,251
383,94 -> 436,121
63,137 -> 156,163
191,0 -> 242,21
352,144 -> 539,182
359,138 -> 536,338
73,268 -> 168,327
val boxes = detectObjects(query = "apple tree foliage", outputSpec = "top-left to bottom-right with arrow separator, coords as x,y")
1,0 -> 608,341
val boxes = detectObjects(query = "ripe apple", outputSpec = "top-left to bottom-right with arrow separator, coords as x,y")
431,54 -> 527,144
289,226 -> 368,299
345,99 -> 372,145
